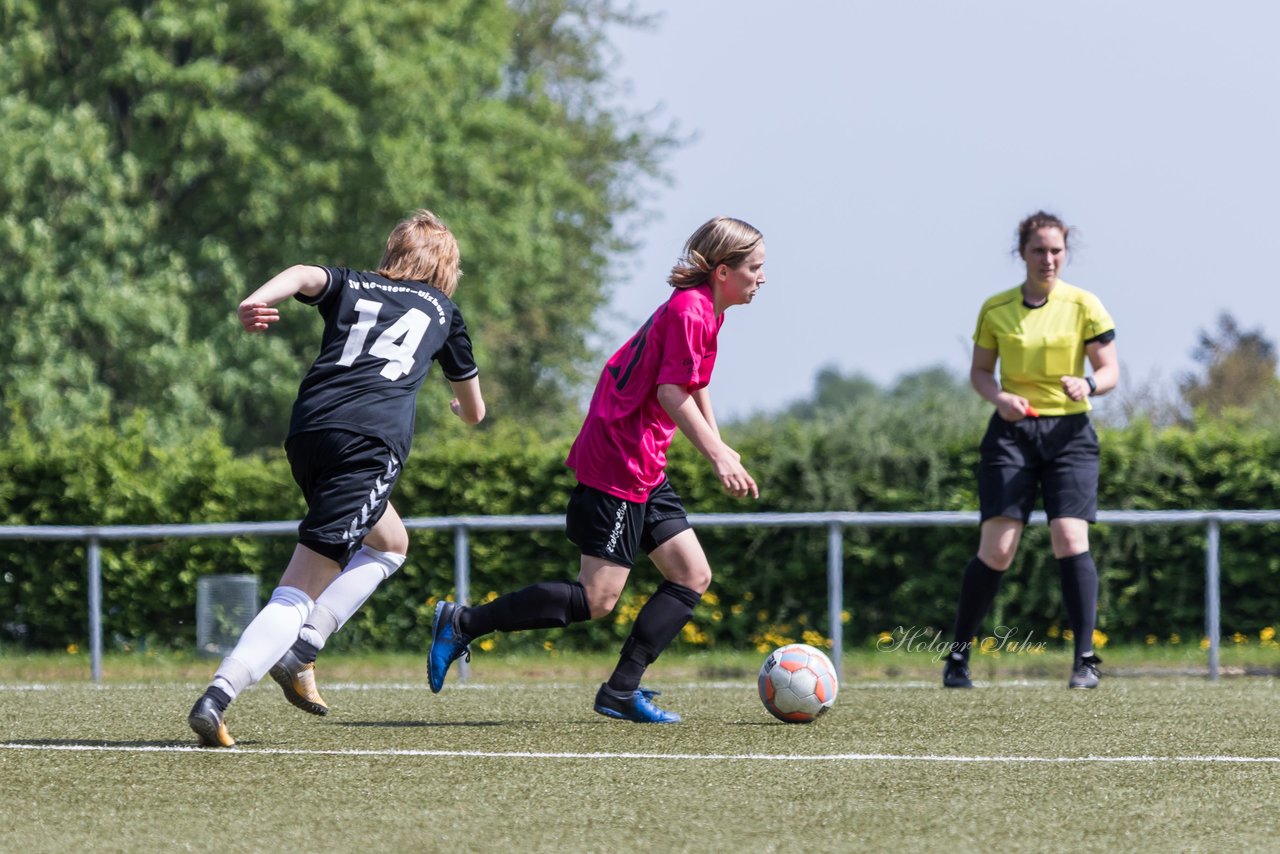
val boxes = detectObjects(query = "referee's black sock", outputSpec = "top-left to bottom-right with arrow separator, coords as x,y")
459,580 -> 591,638
948,556 -> 1006,660
1058,551 -> 1099,661
607,580 -> 702,693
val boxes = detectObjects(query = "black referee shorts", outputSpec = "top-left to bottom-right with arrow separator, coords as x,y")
978,412 -> 1099,524
565,479 -> 692,568
285,430 -> 402,563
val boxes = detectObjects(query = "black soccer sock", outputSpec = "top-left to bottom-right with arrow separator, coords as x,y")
288,636 -> 321,665
458,580 -> 591,638
948,556 -> 1006,660
1058,551 -> 1099,661
606,580 -> 702,693
204,685 -> 232,713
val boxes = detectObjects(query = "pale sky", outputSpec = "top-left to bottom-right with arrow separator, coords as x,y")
601,1 -> 1280,420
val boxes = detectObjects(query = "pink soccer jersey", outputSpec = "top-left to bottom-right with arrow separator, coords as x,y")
566,284 -> 724,501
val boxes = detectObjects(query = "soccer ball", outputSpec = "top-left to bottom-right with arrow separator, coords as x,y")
757,643 -> 838,723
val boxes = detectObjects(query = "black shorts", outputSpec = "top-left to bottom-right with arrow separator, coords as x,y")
286,430 -> 402,563
978,412 -> 1099,524
564,479 -> 692,568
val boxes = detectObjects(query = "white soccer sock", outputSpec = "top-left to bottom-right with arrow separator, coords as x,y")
210,586 -> 314,700
301,547 -> 405,648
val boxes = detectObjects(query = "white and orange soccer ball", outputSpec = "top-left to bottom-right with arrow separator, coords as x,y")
757,643 -> 839,723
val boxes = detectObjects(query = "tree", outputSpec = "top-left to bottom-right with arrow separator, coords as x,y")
1179,313 -> 1280,418
778,364 -> 982,422
0,0 -> 673,449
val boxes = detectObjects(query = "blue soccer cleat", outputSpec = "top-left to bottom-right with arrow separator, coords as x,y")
427,600 -> 471,693
593,683 -> 682,723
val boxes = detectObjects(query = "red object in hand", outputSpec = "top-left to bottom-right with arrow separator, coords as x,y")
1024,406 -> 1040,418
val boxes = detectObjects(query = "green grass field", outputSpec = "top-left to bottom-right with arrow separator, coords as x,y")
2,649 -> 1277,853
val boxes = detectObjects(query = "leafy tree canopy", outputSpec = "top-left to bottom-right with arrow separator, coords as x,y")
0,0 -> 672,450
1179,313 -> 1280,422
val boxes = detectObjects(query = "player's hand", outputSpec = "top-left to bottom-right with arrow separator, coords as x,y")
1060,375 -> 1089,402
714,448 -> 758,499
449,398 -> 463,418
238,302 -> 280,333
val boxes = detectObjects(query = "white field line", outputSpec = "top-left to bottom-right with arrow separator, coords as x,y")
0,680 -> 1059,692
0,742 -> 1277,763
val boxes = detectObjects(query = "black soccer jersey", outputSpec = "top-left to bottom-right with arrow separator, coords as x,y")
287,266 -> 478,460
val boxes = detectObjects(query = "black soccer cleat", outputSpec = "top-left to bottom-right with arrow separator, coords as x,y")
188,691 -> 236,748
1068,654 -> 1102,689
943,656 -> 974,689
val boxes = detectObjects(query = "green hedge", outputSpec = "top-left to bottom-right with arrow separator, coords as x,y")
2,415 -> 1278,654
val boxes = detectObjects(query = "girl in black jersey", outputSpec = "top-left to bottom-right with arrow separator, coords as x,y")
188,210 -> 485,747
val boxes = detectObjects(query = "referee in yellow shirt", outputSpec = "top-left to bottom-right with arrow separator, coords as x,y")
943,211 -> 1119,690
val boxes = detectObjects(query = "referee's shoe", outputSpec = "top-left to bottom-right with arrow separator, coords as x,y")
1069,654 -> 1102,689
942,654 -> 974,689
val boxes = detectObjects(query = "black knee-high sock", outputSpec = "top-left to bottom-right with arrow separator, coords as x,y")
949,556 -> 1006,659
1058,552 -> 1099,661
607,581 -> 702,693
458,581 -> 591,638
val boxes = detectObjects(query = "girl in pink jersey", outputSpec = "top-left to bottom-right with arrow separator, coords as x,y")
429,216 -> 764,722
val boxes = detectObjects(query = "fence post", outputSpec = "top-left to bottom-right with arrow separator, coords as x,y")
1205,519 -> 1221,682
87,536 -> 103,684
454,525 -> 471,683
827,522 -> 844,676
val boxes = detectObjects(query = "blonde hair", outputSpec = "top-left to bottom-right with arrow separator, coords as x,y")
376,209 -> 461,296
668,216 -> 764,289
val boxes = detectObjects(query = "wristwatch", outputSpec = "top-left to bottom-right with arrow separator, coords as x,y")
1085,376 -> 1097,396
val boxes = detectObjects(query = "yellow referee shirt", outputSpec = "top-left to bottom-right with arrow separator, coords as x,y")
973,281 -> 1115,415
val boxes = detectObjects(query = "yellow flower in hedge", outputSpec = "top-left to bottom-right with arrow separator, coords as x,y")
1199,636 -> 1211,650
877,631 -> 894,644
1261,626 -> 1276,643
681,623 -> 708,645
841,610 -> 851,624
479,638 -> 496,652
731,603 -> 744,616
802,630 -> 828,648
1092,630 -> 1108,649
482,590 -> 498,603
1169,633 -> 1181,645
701,591 -> 719,606
66,644 -> 79,655
543,640 -> 556,652
1231,632 -> 1247,645
1145,634 -> 1157,645
1046,625 -> 1060,638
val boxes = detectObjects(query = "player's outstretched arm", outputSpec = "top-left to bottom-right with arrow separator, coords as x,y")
657,383 -> 757,499
237,265 -> 329,333
448,377 -> 486,425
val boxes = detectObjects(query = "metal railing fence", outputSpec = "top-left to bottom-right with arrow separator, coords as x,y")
3,508 -> 1276,683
